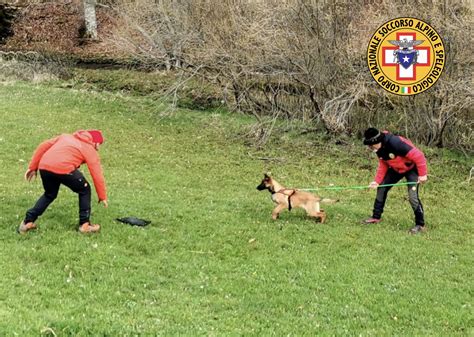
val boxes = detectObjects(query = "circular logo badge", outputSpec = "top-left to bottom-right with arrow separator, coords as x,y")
367,17 -> 445,95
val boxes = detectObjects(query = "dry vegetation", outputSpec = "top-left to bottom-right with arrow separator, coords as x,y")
102,0 -> 473,152
1,0 -> 472,152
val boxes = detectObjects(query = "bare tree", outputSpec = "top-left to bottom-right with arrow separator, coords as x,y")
83,0 -> 97,39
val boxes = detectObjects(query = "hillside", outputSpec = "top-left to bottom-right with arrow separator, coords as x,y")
0,2 -> 472,333
0,1 -> 472,153
0,80 -> 472,335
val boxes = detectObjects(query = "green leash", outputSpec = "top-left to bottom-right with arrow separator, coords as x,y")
300,181 -> 418,191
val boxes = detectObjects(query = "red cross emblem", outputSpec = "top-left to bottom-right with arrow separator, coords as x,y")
382,32 -> 431,81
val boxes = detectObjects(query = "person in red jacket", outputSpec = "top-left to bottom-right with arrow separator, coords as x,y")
19,130 -> 108,234
362,128 -> 428,234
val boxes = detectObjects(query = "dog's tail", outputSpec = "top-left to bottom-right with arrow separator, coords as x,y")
321,198 -> 339,204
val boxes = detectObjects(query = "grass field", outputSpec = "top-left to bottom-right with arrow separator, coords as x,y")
0,79 -> 472,336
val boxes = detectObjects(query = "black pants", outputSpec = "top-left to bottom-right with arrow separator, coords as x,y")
372,168 -> 425,226
25,169 -> 92,225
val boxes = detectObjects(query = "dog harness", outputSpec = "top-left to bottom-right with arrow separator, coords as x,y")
276,189 -> 297,211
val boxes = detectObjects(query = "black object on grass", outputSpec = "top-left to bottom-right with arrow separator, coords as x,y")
116,217 -> 151,226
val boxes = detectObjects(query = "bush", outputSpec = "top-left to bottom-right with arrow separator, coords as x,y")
0,51 -> 72,82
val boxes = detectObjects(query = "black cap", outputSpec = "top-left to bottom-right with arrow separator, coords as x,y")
363,128 -> 384,145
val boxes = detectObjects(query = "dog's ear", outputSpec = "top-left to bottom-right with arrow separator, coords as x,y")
264,173 -> 271,179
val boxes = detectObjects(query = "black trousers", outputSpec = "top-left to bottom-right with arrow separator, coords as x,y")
25,169 -> 92,225
372,168 -> 425,226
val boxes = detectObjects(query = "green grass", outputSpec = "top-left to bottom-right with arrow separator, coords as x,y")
70,68 -> 223,110
0,81 -> 472,336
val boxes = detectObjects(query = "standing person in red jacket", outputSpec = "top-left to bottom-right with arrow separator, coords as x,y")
19,130 -> 108,234
362,128 -> 428,234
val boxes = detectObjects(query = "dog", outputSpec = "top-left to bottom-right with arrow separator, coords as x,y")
256,174 -> 337,223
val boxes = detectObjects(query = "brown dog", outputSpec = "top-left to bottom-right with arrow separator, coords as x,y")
257,174 -> 336,223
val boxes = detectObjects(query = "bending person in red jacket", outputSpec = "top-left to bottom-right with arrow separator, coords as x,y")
19,130 -> 108,234
362,128 -> 427,234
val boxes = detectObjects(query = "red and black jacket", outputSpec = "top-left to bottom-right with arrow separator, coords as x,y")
374,131 -> 427,184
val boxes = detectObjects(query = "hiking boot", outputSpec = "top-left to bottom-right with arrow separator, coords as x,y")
409,225 -> 426,234
17,221 -> 37,234
361,217 -> 382,224
79,222 -> 100,233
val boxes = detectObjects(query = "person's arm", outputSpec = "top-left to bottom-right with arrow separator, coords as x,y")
25,136 -> 59,181
28,137 -> 59,171
83,147 -> 107,203
374,159 -> 389,185
406,147 -> 428,178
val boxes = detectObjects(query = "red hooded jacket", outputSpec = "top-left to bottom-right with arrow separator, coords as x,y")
374,131 -> 428,184
28,130 -> 107,201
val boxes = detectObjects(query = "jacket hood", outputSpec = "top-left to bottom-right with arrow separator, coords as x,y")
73,130 -> 95,145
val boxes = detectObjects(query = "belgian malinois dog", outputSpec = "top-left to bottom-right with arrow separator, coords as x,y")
257,174 -> 337,223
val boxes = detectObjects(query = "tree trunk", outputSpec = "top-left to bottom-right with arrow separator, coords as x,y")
83,0 -> 97,40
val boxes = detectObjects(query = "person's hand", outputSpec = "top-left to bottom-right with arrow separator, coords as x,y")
99,199 -> 108,208
24,169 -> 37,182
368,181 -> 379,189
417,175 -> 428,184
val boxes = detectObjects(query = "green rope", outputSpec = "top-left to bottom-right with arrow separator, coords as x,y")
300,181 -> 418,191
